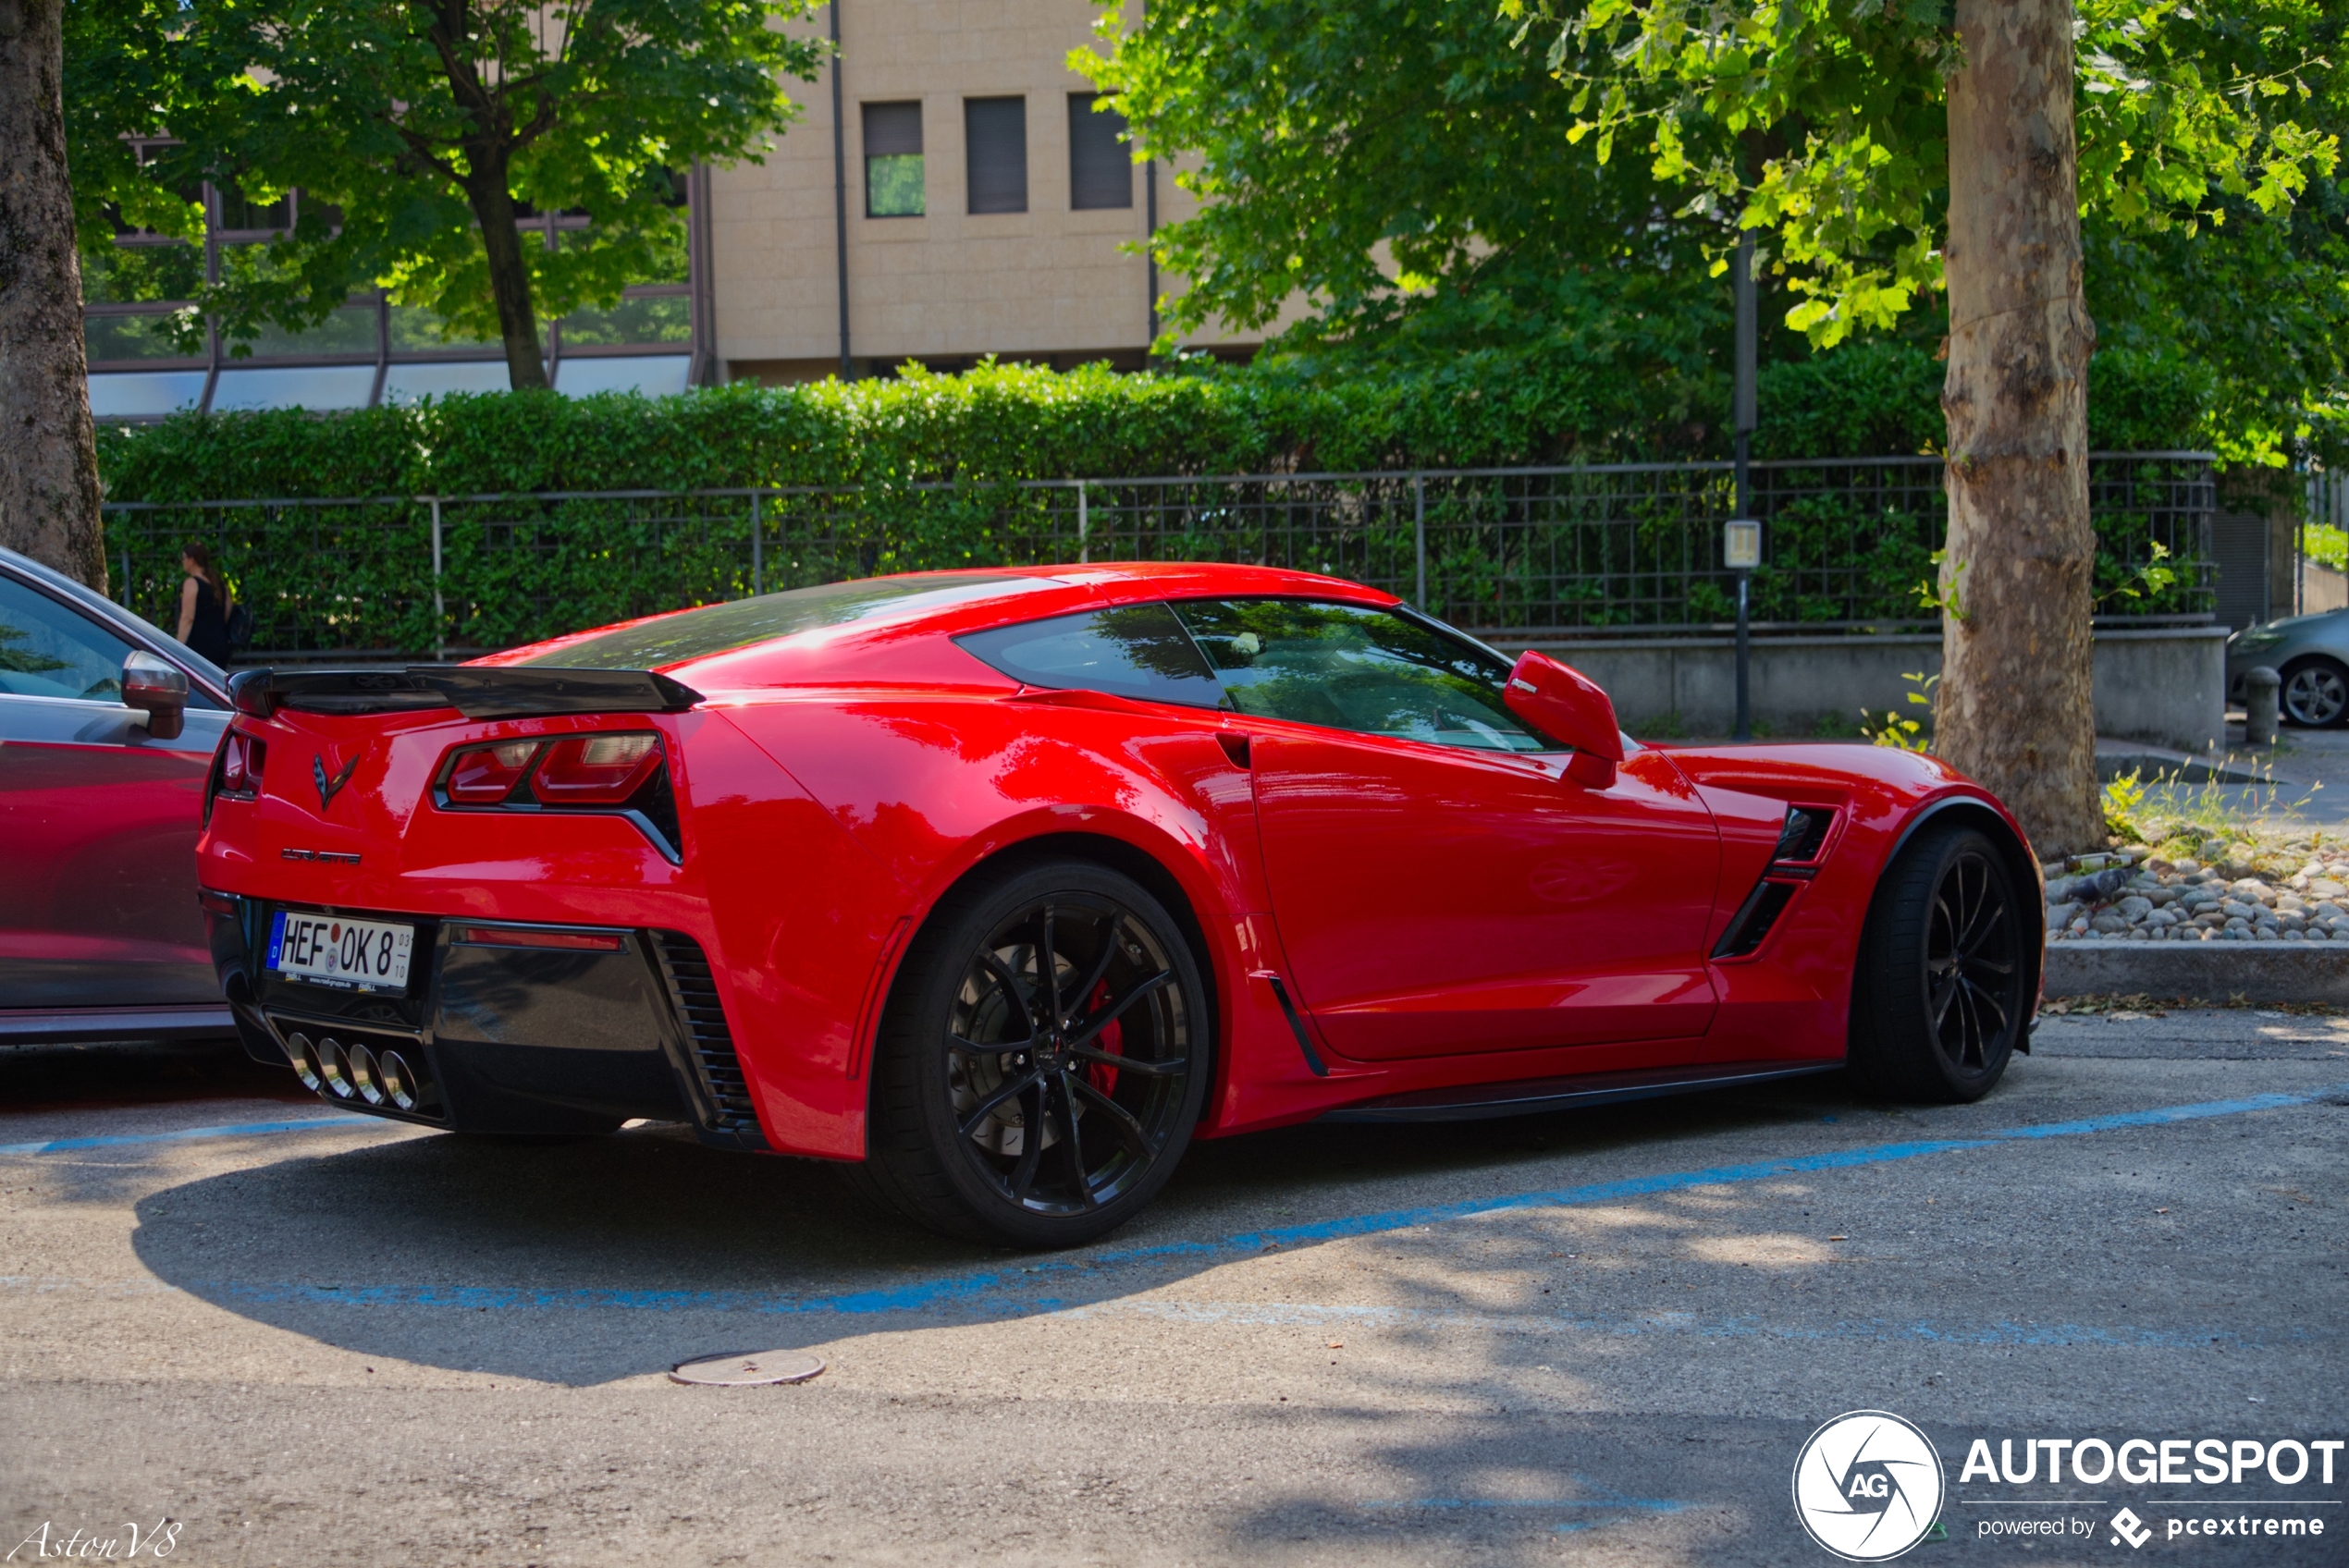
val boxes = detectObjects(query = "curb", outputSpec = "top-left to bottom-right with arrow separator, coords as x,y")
2044,940 -> 2349,1003
2094,752 -> 2292,786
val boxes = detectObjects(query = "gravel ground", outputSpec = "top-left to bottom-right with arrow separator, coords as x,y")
2044,843 -> 2349,943
2,1024 -> 2344,1567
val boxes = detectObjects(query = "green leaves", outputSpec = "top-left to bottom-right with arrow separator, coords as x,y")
1076,0 -> 1721,364
66,0 -> 825,364
1532,0 -> 2338,350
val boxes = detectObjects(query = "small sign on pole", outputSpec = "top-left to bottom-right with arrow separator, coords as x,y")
1725,520 -> 1759,741
1724,519 -> 1761,570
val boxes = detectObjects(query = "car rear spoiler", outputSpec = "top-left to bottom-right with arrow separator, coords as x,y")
228,666 -> 705,720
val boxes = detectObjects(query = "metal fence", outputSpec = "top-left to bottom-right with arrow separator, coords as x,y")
99,452 -> 2217,662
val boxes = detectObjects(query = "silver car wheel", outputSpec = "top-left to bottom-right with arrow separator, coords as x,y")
2282,662 -> 2349,727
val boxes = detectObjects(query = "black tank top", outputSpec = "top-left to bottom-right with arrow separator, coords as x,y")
187,578 -> 231,663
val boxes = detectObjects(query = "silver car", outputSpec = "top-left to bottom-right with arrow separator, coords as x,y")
2228,610 -> 2349,727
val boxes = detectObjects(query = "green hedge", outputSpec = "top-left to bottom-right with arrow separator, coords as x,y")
93,340 -> 2220,502
91,344 -> 2222,656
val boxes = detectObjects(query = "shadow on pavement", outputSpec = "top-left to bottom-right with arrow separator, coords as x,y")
0,1037 -> 309,1114
122,1072 -> 1901,1388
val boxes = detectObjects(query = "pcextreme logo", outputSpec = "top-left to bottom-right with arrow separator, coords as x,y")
1792,1410 -> 1948,1562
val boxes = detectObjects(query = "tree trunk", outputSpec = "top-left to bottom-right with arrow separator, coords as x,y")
1937,0 -> 2101,858
0,0 -> 106,593
464,162 -> 549,391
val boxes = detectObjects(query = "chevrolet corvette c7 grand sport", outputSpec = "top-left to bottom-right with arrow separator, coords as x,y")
197,564 -> 2041,1247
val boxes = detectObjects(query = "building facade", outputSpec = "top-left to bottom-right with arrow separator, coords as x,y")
713,0 -> 1252,383
81,0 -> 1256,419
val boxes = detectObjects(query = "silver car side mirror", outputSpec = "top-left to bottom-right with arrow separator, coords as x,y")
122,651 -> 189,741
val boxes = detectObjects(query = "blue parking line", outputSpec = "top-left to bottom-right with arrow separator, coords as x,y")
0,1115 -> 389,1158
13,1079 -> 2338,1327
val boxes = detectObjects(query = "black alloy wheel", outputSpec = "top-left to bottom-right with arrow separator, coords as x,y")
1924,847 -> 2021,1074
858,859 -> 1211,1247
2280,657 -> 2349,729
1849,823 -> 2028,1102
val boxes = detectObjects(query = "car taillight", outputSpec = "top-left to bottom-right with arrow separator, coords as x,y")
221,732 -> 266,797
532,733 -> 664,803
431,729 -> 679,862
445,740 -> 540,802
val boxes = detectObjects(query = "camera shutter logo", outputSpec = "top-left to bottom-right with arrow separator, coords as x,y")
1791,1410 -> 1947,1561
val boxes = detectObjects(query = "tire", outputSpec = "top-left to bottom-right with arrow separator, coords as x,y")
857,858 -> 1212,1249
1847,824 -> 2027,1103
2279,656 -> 2349,729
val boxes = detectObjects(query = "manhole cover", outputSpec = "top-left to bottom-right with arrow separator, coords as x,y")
669,1350 -> 826,1387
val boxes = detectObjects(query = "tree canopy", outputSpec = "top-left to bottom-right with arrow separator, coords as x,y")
1082,0 -> 2347,463
68,0 -> 824,386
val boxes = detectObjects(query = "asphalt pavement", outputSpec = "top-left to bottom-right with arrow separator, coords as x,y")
2,1014 -> 2344,1566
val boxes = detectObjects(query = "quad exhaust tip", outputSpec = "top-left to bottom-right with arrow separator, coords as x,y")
282,1030 -> 436,1114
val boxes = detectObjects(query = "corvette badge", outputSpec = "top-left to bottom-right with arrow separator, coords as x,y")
313,753 -> 359,811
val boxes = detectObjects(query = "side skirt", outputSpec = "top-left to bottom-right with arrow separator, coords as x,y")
1319,1059 -> 1843,1124
0,1005 -> 237,1045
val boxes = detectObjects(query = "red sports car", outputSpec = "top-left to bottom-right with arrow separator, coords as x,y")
198,564 -> 2039,1247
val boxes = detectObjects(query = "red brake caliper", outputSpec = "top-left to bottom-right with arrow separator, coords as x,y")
1086,979 -> 1122,1096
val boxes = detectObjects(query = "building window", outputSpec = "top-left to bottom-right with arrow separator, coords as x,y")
965,97 -> 1027,214
84,157 -> 705,418
1067,93 -> 1133,211
863,102 -> 925,217
212,178 -> 292,238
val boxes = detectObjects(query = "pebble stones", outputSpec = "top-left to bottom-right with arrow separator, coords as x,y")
669,1350 -> 827,1387
2047,843 -> 2349,943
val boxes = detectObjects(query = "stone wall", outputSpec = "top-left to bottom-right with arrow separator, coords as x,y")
1488,626 -> 2229,752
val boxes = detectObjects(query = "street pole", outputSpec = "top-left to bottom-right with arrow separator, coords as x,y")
1731,232 -> 1756,743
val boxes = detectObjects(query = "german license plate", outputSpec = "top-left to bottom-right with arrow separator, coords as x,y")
268,910 -> 414,993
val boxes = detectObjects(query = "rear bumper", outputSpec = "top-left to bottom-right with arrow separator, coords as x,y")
203,893 -> 767,1147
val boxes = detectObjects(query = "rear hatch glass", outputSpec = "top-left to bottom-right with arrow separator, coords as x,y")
510,574 -> 1062,671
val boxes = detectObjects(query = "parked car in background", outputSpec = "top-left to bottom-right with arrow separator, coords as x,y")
0,546 -> 236,1043
198,563 -> 2041,1249
2229,610 -> 2349,727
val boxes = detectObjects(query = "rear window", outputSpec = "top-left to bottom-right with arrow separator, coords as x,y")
954,604 -> 1226,707
512,573 -> 1059,669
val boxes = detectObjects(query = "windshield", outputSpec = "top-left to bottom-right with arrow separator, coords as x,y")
512,573 -> 1062,670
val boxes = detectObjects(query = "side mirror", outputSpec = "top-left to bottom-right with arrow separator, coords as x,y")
1504,651 -> 1623,789
122,651 -> 189,741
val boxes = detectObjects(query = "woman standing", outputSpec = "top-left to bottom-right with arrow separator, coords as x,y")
176,543 -> 233,665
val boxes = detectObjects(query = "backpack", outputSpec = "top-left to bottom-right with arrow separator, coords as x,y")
226,599 -> 254,651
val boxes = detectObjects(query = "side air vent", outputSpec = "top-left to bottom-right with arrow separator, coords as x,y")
1712,805 -> 1838,960
1712,880 -> 1800,959
1774,805 -> 1835,864
650,931 -> 766,1143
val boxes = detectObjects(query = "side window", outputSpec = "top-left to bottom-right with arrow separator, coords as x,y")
954,603 -> 1225,708
0,574 -> 134,702
1173,598 -> 1556,753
